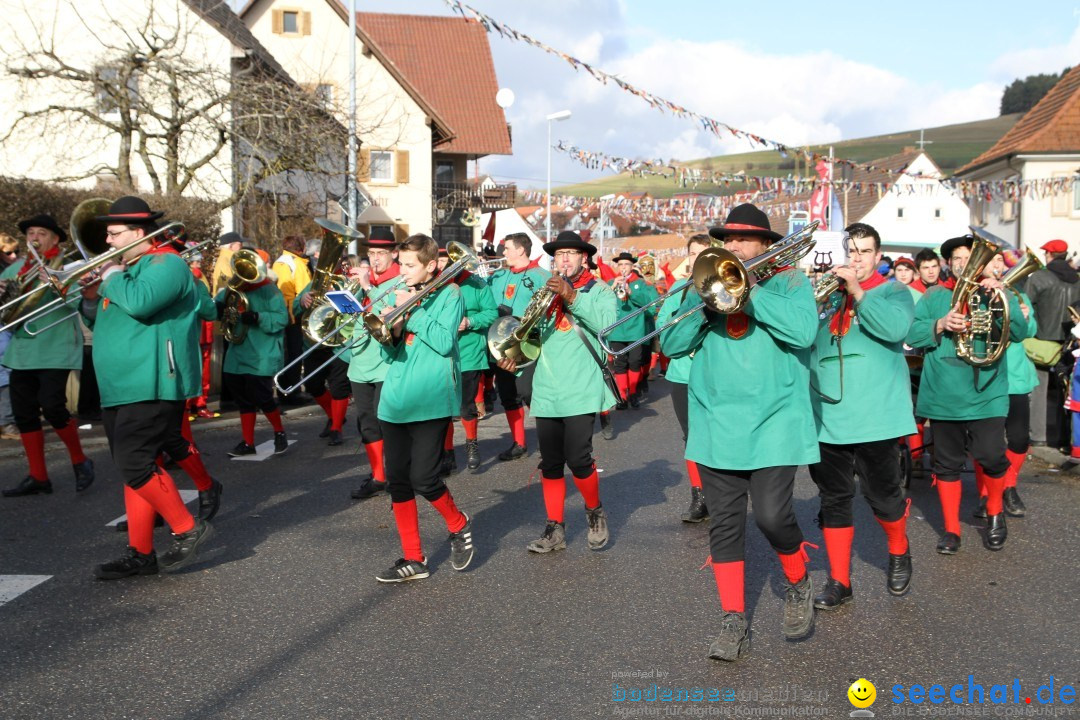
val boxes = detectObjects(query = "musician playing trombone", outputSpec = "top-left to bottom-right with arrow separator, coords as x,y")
807,223 -> 916,610
607,251 -> 658,409
1,213 -> 94,498
496,230 -> 617,555
659,203 -> 819,662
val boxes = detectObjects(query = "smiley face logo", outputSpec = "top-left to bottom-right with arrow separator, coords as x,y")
848,678 -> 876,708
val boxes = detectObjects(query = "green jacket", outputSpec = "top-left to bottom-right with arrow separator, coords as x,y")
216,282 -> 287,376
195,280 -> 217,321
606,274 -> 658,342
811,281 -> 916,444
344,271 -> 399,384
906,285 -> 1029,420
661,269 -> 820,470
1006,290 -> 1039,395
530,277 -> 618,418
456,271 -> 498,372
378,282 -> 464,423
0,258 -> 82,371
488,264 -> 551,318
82,250 -> 200,407
656,280 -> 694,384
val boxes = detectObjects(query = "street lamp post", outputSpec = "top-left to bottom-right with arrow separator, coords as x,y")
545,110 -> 571,243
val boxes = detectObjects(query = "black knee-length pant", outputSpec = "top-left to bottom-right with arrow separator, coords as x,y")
700,464 -> 804,563
808,439 -> 907,527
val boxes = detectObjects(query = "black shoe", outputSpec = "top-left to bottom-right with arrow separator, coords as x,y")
973,496 -> 987,519
449,513 -> 474,571
73,459 -> 95,492
351,476 -> 387,500
599,413 -> 614,440
94,547 -> 158,580
638,379 -> 649,398
681,486 -> 708,523
936,532 -> 961,555
318,419 -> 332,438
497,443 -> 527,462
376,557 -> 430,583
985,513 -> 1008,551
159,519 -> 214,572
813,577 -> 853,610
615,399 -> 628,411
465,440 -> 481,470
327,430 -> 343,446
628,393 -> 640,409
116,516 -> 165,532
782,575 -> 815,639
887,552 -> 913,596
440,448 -> 458,477
3,476 -> 53,497
1003,487 -> 1026,517
274,432 -> 288,454
228,441 -> 256,457
708,611 -> 751,662
198,480 -> 223,522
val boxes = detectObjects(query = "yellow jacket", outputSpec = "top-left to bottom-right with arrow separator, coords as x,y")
273,250 -> 313,323
211,248 -> 234,297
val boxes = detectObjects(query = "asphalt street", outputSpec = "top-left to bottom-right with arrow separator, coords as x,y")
0,383 -> 1078,720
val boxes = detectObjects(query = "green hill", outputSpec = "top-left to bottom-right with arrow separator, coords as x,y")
554,114 -> 1020,199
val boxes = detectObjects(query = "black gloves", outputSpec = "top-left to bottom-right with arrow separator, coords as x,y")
240,311 -> 259,325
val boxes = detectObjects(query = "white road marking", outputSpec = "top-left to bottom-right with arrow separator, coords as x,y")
0,575 -> 52,606
106,489 -> 199,526
231,438 -> 296,461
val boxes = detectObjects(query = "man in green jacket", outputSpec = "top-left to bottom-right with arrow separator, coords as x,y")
906,235 -> 1029,555
496,231 -> 617,555
607,252 -> 658,409
808,223 -> 916,610
1,213 -> 94,498
375,234 -> 472,583
660,204 -> 819,662
79,196 -> 213,579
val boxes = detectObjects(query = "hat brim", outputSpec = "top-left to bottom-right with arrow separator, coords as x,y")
365,239 -> 397,249
543,238 -> 597,257
17,219 -> 67,242
94,211 -> 165,224
940,236 -> 973,260
708,225 -> 783,243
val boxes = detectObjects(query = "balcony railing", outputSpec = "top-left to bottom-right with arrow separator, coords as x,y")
433,180 -> 517,210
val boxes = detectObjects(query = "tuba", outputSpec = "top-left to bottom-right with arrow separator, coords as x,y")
301,218 -> 363,343
221,249 -> 267,345
952,237 -> 1010,367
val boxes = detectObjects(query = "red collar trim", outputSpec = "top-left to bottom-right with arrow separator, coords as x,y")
511,258 -> 540,274
371,262 -> 400,286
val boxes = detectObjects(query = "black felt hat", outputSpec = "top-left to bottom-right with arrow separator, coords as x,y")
17,214 -> 67,242
368,226 -> 397,248
707,203 -> 783,243
612,252 -> 637,264
95,196 -> 165,224
940,235 -> 974,261
542,230 -> 596,257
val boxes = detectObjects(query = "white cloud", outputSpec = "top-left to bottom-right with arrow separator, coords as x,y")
989,23 -> 1080,81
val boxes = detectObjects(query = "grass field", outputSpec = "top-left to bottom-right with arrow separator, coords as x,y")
554,114 -> 1020,199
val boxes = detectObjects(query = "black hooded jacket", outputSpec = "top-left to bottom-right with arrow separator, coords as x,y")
1027,258 -> 1080,341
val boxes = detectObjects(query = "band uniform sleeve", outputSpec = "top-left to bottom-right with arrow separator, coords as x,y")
79,297 -> 98,328
195,281 -> 217,321
741,270 -> 816,349
856,283 -> 915,344
256,286 -> 288,334
466,277 -> 498,331
100,255 -> 188,321
906,289 -> 945,349
568,281 -> 616,335
660,291 -> 708,359
628,279 -> 658,312
1006,290 -> 1030,342
405,285 -> 463,357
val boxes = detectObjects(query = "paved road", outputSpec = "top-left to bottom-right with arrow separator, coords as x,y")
1,385 -> 1078,719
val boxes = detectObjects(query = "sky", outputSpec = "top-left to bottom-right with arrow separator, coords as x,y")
232,0 -> 1080,188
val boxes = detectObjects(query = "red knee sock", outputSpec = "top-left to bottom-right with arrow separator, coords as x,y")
686,460 -> 702,489
505,407 -> 526,446
822,526 -> 854,587
461,418 -> 478,442
776,544 -> 811,585
330,397 -> 348,432
240,412 -> 256,445
364,440 -> 385,482
627,369 -> 641,396
264,408 -> 284,433
572,467 -> 600,509
541,477 -> 566,523
974,462 -> 987,498
123,485 -> 156,555
712,560 -> 745,613
935,476 -> 962,536
659,354 -> 670,373
313,391 -> 332,418
982,469 -> 1006,516
474,379 -> 486,406
391,499 -> 423,562
444,423 -> 454,451
615,373 -> 628,401
429,490 -> 467,533
905,422 -> 925,459
177,445 -> 213,492
181,412 -> 194,445
133,470 -> 195,535
20,429 -> 48,482
876,515 -> 909,555
1005,449 -> 1026,489
53,419 -> 87,465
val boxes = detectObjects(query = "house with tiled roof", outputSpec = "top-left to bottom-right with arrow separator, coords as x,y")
956,65 -> 1080,250
241,1 -> 514,245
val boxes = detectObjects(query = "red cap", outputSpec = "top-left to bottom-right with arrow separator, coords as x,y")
894,257 -> 916,270
1041,239 -> 1068,253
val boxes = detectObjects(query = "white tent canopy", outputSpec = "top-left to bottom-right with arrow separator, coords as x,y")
479,209 -> 550,270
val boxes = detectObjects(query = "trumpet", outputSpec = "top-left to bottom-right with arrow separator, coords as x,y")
812,272 -> 842,303
614,276 -> 630,301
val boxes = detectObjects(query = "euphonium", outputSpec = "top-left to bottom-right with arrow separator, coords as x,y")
220,249 -> 267,345
301,218 -> 363,343
952,237 -> 1010,367
486,273 -> 563,368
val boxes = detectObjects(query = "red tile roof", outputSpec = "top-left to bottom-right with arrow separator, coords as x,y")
958,65 -> 1080,175
358,12 -> 512,157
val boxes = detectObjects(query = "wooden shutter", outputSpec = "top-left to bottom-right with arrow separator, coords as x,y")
395,150 -> 410,184
272,9 -> 283,34
301,11 -> 312,35
357,148 -> 371,182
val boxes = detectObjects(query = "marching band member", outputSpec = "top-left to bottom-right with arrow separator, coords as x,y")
1,213 -> 94,497
660,204 -> 819,661
346,228 -> 399,500
374,234 -> 472,583
808,223 -> 916,608
296,282 -> 353,446
487,233 -> 550,461
607,252 -> 658,408
79,196 -> 212,579
497,231 -> 617,554
216,246 -> 289,457
906,235 -> 1028,554
656,235 -> 712,523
